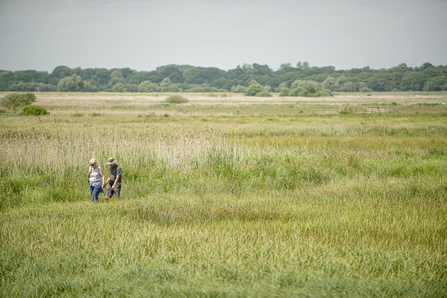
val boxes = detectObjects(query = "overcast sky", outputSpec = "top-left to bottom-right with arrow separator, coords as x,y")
0,0 -> 446,72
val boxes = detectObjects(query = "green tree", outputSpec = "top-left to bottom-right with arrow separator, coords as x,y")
274,82 -> 288,92
249,79 -> 258,85
50,66 -> 71,84
160,78 -> 171,88
92,69 -> 111,85
168,72 -> 183,84
400,72 -> 429,91
83,81 -> 98,92
303,61 -> 310,70
57,74 -> 85,92
340,81 -> 357,92
138,81 -> 160,92
110,70 -> 124,79
279,63 -> 292,72
423,75 -> 447,91
112,82 -> 124,92
263,85 -> 272,92
322,76 -> 336,90
231,85 -> 246,93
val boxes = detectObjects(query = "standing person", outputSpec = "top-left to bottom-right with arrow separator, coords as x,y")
87,158 -> 105,203
104,157 -> 121,202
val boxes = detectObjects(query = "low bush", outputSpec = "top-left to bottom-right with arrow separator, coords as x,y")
284,85 -> 334,98
90,113 -> 101,117
320,89 -> 334,97
339,107 -> 354,114
244,84 -> 264,96
72,113 -> 84,117
1,92 -> 36,110
166,95 -> 189,104
255,90 -> 273,97
279,88 -> 290,97
21,105 -> 48,116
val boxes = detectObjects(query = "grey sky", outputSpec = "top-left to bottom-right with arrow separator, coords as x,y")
1,0 -> 446,72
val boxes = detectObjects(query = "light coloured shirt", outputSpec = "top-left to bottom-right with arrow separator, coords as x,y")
89,166 -> 102,186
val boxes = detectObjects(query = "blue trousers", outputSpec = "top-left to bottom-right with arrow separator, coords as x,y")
89,184 -> 103,202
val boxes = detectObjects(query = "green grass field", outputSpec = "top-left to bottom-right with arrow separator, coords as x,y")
1,92 -> 446,297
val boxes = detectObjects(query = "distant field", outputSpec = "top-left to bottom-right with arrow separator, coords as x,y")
1,91 -> 446,297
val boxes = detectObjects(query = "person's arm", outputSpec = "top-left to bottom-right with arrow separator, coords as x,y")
99,167 -> 105,188
112,175 -> 120,190
87,166 -> 92,178
112,167 -> 121,190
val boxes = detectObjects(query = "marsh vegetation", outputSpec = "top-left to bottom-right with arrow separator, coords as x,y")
0,91 -> 446,297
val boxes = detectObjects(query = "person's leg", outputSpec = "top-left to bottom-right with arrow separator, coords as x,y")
93,184 -> 101,202
89,185 -> 95,202
105,184 -> 112,203
114,187 -> 120,201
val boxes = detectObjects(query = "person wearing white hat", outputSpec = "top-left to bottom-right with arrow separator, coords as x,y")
87,158 -> 105,203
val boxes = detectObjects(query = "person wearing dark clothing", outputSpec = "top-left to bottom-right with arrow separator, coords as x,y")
104,157 -> 122,202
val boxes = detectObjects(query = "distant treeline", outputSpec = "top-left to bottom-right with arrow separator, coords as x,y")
1,62 -> 446,93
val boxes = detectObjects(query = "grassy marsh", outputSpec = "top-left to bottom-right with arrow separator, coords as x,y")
0,92 -> 446,297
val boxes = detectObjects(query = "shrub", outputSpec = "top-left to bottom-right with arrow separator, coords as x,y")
72,113 -> 84,117
21,105 -> 48,116
244,84 -> 264,96
255,90 -> 273,97
320,89 -> 334,97
1,92 -> 36,110
279,88 -> 290,97
286,85 -> 334,98
289,87 -> 308,97
339,107 -> 354,114
166,95 -> 189,104
90,113 -> 101,117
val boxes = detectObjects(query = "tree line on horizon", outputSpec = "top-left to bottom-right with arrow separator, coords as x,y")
0,62 -> 446,93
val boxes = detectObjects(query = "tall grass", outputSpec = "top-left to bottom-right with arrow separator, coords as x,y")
1,103 -> 446,296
